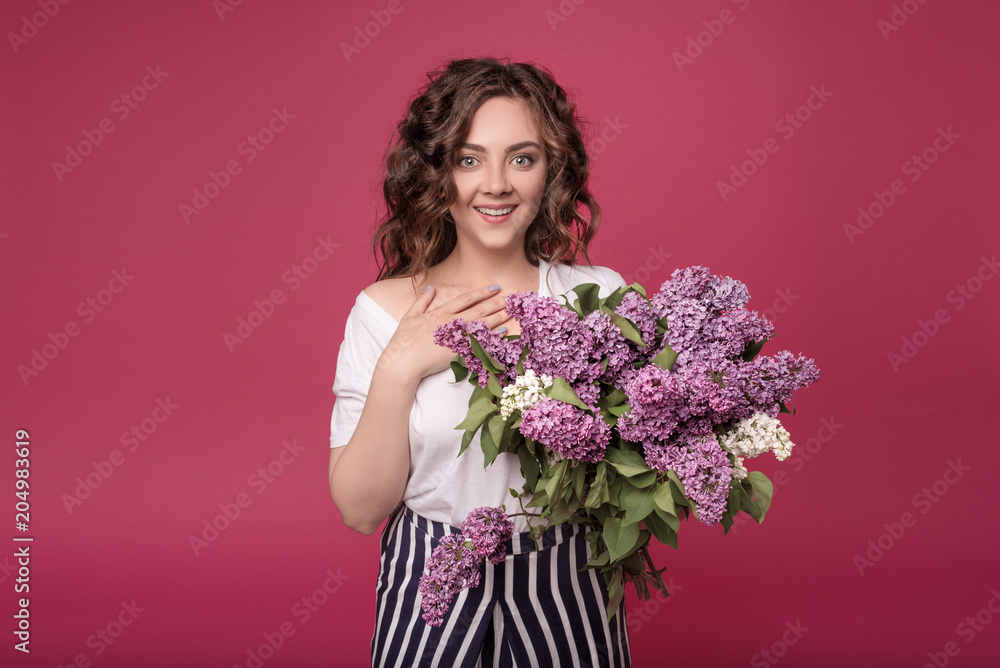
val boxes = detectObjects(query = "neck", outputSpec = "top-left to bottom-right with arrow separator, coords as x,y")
432,246 -> 540,294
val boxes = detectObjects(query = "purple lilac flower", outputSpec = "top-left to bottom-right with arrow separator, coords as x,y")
505,291 -> 593,385
518,397 -> 610,463
644,433 -> 733,526
735,350 -> 821,417
616,365 -> 685,445
417,533 -> 482,627
461,506 -> 514,565
433,318 -> 525,387
650,266 -> 716,317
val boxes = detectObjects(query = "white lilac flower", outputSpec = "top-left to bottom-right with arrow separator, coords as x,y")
499,369 -> 554,419
720,413 -> 795,461
732,455 -> 748,481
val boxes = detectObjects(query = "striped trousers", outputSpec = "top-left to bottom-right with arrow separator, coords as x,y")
371,504 -> 631,668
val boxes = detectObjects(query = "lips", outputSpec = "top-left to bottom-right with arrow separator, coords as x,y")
474,205 -> 517,216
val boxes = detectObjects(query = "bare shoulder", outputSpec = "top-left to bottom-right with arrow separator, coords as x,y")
362,276 -> 420,322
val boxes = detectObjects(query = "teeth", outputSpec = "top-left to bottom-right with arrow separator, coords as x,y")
475,206 -> 515,216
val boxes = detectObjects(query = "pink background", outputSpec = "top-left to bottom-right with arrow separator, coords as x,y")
3,0 -> 998,666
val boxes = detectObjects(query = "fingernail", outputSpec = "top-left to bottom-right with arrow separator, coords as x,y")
424,285 -> 432,293
489,283 -> 500,291
498,326 -> 508,334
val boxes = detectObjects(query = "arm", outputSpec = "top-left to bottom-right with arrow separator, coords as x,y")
328,281 -> 513,535
328,359 -> 420,535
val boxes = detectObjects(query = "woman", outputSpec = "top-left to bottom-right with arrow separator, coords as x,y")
328,57 -> 631,667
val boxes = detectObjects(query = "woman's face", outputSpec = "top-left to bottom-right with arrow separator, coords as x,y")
448,96 -> 548,256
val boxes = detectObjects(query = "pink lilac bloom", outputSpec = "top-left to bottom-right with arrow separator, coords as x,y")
417,533 -> 482,627
612,291 -> 660,365
650,266 -> 716,316
504,291 -> 594,385
432,318 -> 525,387
735,350 -> 821,418
616,365 -> 685,445
461,506 -> 515,565
645,433 -> 733,526
518,397 -> 611,463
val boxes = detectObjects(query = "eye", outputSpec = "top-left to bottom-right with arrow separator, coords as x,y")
512,155 -> 534,167
458,156 -> 478,168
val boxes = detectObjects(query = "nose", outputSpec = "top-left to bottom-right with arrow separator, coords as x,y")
482,159 -> 511,195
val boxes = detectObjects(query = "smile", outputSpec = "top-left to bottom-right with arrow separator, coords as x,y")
474,205 -> 516,216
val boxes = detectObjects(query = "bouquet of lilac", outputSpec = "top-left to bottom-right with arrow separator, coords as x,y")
416,266 -> 820,625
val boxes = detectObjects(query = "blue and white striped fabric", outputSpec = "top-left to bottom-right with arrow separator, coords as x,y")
371,504 -> 631,667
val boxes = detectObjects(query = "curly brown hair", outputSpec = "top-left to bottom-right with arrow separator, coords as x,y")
370,57 -> 603,291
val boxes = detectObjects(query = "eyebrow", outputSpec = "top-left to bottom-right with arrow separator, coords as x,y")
460,141 -> 543,153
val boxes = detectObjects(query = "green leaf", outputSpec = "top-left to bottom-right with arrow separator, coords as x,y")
542,377 -> 592,412
585,548 -> 610,568
469,335 -> 503,374
643,512 -> 677,546
481,423 -> 499,468
607,311 -> 646,346
487,415 -> 506,456
585,462 -> 610,509
653,482 -> 676,516
455,391 -> 498,432
746,470 -> 773,517
628,470 -> 658,488
449,357 -> 469,382
603,517 -> 641,563
544,459 -> 569,501
652,343 -> 678,371
599,388 -> 628,408
605,447 -> 651,478
458,429 -> 475,457
621,484 -> 656,526
486,370 -> 503,398
741,339 -> 766,362
605,568 -> 625,622
572,462 -> 587,499
654,506 -> 680,533
571,282 -> 602,315
608,404 -> 632,417
518,447 -> 540,490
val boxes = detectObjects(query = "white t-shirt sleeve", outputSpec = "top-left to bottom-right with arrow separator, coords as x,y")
329,298 -> 385,449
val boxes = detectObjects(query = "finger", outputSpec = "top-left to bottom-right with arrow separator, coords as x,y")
402,284 -> 436,317
445,284 -> 503,315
